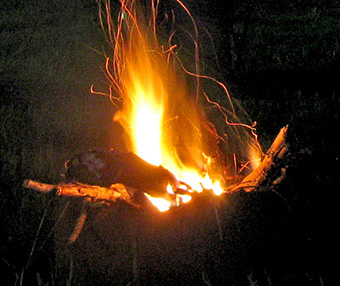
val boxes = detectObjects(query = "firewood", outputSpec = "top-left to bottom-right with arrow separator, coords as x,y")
22,179 -> 56,194
22,180 -> 139,207
23,126 -> 288,242
23,126 -> 289,201
64,149 -> 179,199
230,125 -> 288,193
68,203 -> 88,243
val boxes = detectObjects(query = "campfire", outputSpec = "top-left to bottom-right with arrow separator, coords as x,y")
23,0 -> 288,242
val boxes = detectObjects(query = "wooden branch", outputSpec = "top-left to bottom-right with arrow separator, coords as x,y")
69,203 -> 88,243
230,125 -> 288,193
23,179 -> 56,194
64,149 -> 179,199
23,180 -> 139,208
23,180 -> 141,243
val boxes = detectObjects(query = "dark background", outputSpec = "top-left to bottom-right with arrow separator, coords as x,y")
1,0 -> 339,285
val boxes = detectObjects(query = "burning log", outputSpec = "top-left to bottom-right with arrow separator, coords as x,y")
64,149 -> 178,200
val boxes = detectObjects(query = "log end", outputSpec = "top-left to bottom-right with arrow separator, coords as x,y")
22,179 -> 57,194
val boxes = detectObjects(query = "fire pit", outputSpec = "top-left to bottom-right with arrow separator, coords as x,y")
23,0 -> 288,246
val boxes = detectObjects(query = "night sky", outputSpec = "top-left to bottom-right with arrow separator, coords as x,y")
1,0 -> 339,285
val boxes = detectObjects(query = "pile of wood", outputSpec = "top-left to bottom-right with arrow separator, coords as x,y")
23,126 -> 288,242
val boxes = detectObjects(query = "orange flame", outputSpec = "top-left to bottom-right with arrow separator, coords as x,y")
96,0 -> 262,211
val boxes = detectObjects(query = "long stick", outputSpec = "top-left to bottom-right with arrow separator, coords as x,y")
68,202 -> 88,243
22,180 -> 138,207
22,181 -> 140,243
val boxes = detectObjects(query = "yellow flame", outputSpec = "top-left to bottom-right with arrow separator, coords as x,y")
144,193 -> 171,212
98,0 -> 262,211
111,2 -> 215,180
179,194 -> 192,204
133,103 -> 163,165
212,181 -> 224,196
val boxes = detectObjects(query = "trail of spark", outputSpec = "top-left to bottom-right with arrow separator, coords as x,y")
171,52 -> 236,116
174,0 -> 200,103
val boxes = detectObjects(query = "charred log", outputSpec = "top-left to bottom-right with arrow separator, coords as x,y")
64,149 -> 178,199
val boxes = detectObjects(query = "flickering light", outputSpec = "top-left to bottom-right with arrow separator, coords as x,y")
95,0 -> 262,211
144,193 -> 171,212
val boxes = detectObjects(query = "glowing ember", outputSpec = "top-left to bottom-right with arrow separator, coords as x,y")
212,181 -> 224,196
144,193 -> 172,212
95,0 -> 262,211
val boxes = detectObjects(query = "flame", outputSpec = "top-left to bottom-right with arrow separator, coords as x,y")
212,181 -> 223,196
97,0 -> 262,211
144,193 -> 172,212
